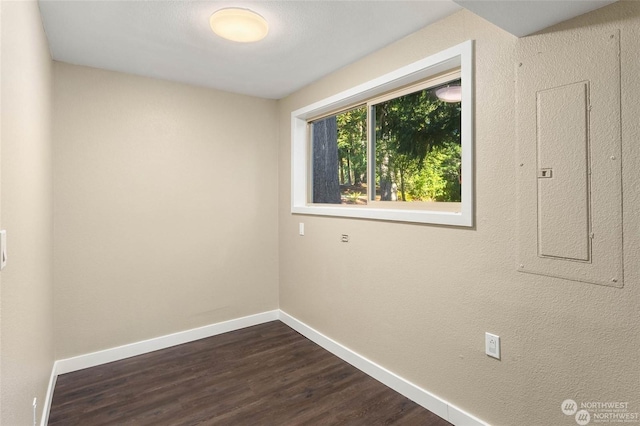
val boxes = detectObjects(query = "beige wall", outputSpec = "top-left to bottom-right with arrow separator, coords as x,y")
53,63 -> 279,359
1,2 -> 3,420
3,2 -> 638,425
278,4 -> 640,425
1,1 -> 54,425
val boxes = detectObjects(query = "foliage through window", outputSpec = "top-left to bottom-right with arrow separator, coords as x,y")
310,74 -> 462,210
291,40 -> 473,226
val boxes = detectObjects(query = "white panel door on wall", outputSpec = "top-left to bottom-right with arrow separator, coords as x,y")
516,31 -> 623,288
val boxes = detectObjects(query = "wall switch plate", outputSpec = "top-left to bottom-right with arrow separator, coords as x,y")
485,332 -> 500,359
299,223 -> 304,236
33,397 -> 37,426
0,230 -> 6,270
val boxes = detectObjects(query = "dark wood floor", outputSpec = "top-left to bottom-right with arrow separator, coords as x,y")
49,321 -> 451,425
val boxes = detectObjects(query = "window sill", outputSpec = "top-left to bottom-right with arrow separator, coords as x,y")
292,204 -> 472,226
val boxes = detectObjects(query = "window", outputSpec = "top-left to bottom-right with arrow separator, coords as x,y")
292,40 -> 474,226
310,73 -> 462,208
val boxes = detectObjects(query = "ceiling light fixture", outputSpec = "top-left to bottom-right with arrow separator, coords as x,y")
435,85 -> 462,103
209,8 -> 269,43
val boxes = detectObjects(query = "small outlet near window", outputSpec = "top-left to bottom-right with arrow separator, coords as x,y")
341,234 -> 349,243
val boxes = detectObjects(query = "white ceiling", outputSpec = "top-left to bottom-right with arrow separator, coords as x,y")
38,1 -> 617,100
453,0 -> 618,38
39,1 -> 462,99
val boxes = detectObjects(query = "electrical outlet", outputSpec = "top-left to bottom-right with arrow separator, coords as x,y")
299,223 -> 304,236
485,332 -> 500,359
341,234 -> 349,243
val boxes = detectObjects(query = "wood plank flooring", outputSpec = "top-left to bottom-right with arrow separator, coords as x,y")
49,321 -> 452,425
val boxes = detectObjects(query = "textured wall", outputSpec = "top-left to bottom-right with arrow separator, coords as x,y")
1,1 -> 54,425
53,63 -> 279,359
278,4 -> 640,425
1,3 -> 3,419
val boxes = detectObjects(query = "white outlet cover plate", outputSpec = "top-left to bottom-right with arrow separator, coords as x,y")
485,332 -> 500,359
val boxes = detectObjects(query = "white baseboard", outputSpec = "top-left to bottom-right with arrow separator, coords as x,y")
448,402 -> 489,426
40,362 -> 58,426
278,310 -> 488,426
46,309 -> 486,426
55,310 -> 279,375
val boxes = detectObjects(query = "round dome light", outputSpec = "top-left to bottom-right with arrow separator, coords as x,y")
209,8 -> 269,43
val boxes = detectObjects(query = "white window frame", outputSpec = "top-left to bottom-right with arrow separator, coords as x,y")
291,40 -> 474,226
